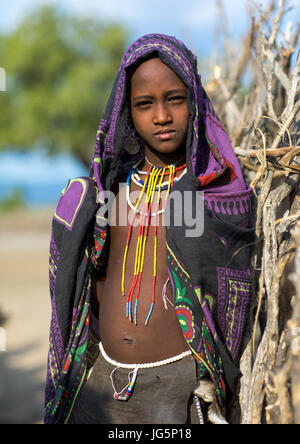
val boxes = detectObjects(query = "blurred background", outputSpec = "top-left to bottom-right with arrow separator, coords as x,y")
0,0 -> 299,424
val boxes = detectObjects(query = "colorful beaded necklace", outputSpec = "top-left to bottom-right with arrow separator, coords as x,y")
131,163 -> 187,192
121,158 -> 186,325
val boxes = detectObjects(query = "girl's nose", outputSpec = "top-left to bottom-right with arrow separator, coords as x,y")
153,103 -> 172,124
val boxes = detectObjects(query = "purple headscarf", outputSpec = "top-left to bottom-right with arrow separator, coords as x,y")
91,33 -> 250,199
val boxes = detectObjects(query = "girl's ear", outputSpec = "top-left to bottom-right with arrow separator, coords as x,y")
128,110 -> 134,130
126,83 -> 136,132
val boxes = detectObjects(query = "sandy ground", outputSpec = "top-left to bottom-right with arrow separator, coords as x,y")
0,208 -> 54,424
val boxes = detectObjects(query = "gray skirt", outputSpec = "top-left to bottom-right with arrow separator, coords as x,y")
69,346 -> 200,424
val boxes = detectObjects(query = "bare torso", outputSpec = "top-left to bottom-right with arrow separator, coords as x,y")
95,172 -> 189,363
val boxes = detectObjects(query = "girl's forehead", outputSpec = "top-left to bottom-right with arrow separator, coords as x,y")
130,57 -> 186,92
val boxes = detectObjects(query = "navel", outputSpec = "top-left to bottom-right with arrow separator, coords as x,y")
121,335 -> 135,345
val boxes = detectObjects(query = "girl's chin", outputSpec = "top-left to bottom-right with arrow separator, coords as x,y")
146,143 -> 186,156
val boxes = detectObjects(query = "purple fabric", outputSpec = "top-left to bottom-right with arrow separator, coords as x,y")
54,179 -> 89,231
217,267 -> 251,361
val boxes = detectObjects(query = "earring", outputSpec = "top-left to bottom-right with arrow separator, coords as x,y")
124,129 -> 141,155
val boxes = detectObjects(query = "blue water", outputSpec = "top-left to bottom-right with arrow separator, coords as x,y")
0,150 -> 89,207
0,181 -> 69,207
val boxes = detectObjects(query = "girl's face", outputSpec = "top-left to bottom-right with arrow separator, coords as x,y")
130,57 -> 189,157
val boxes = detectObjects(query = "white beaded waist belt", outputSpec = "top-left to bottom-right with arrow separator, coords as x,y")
99,342 -> 192,402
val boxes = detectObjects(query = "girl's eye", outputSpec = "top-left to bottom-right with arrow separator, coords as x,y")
134,100 -> 152,108
169,96 -> 186,103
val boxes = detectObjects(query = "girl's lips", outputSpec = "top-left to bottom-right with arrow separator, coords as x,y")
154,130 -> 176,140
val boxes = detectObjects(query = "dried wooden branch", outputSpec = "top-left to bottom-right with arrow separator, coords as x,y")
206,0 -> 300,424
234,145 -> 299,158
288,220 -> 300,423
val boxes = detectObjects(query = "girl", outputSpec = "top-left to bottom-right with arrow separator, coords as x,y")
45,34 -> 254,424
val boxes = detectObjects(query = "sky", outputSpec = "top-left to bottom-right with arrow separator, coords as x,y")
0,0 -> 289,57
0,0 -> 298,205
